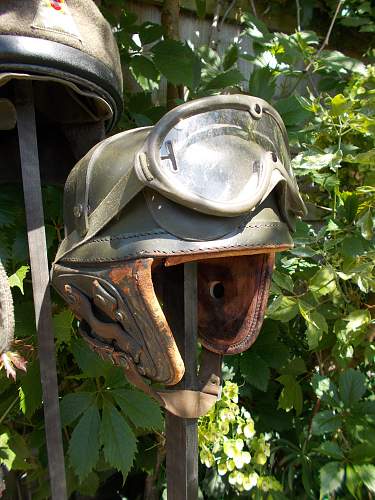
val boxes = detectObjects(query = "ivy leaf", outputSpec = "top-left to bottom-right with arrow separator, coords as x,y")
319,462 -> 345,498
277,375 -> 303,415
53,310 -> 73,347
8,266 -> 29,294
68,405 -> 100,481
240,351 -> 270,392
60,392 -> 95,426
353,464 -> 375,493
152,40 -> 201,88
339,369 -> 366,407
111,388 -> 163,430
309,266 -> 337,297
312,410 -> 342,435
18,361 -> 42,417
100,401 -> 137,480
204,69 -> 244,90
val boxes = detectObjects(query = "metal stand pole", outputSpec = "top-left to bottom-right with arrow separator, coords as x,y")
165,262 -> 198,500
15,80 -> 67,500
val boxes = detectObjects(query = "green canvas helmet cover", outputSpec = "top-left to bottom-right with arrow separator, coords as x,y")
0,0 -> 123,128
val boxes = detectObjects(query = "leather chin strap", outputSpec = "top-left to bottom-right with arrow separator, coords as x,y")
121,347 -> 222,419
81,329 -> 222,419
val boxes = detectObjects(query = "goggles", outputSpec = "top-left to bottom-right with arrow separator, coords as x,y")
136,95 -> 305,219
56,95 -> 306,262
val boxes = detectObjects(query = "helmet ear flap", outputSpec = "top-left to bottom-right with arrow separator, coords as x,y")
52,259 -> 185,386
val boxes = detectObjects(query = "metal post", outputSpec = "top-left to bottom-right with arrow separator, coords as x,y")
15,80 -> 67,500
165,263 -> 199,500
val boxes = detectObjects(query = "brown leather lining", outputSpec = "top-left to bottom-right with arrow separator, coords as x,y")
197,253 -> 275,354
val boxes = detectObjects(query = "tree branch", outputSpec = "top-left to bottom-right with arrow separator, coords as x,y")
305,0 -> 344,71
161,0 -> 183,108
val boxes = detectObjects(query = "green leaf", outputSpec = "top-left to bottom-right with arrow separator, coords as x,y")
60,392 -> 95,426
18,361 -> 42,417
344,309 -> 371,331
267,296 -> 299,322
223,44 -> 239,70
349,443 -> 375,462
277,375 -> 303,415
240,351 -> 270,392
331,94 -> 349,116
152,40 -> 201,88
195,0 -> 206,19
305,310 -> 328,350
204,69 -> 244,90
318,50 -> 366,75
0,432 -> 16,470
309,266 -> 337,297
357,210 -> 373,240
317,441 -> 344,460
311,374 -> 340,406
130,55 -> 159,82
274,96 -> 312,127
100,401 -> 137,480
53,310 -> 73,347
8,266 -> 29,294
111,388 -> 163,430
312,411 -> 342,435
339,369 -> 366,407
241,12 -> 269,39
77,471 -> 100,497
71,338 -> 111,378
249,67 -> 275,101
319,462 -> 345,498
272,270 -> 294,293
251,322 -> 290,369
138,22 -> 164,45
342,193 -> 359,223
68,405 -> 100,481
346,465 -> 361,499
8,431 -> 33,471
353,465 -> 375,493
279,358 -> 306,376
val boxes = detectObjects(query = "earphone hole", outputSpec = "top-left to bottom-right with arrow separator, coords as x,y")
210,281 -> 225,299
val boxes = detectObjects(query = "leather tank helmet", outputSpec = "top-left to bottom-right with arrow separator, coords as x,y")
0,0 -> 123,185
52,95 -> 306,418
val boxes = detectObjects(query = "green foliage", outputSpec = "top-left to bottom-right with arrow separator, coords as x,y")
1,1 -> 374,498
199,382 -> 282,497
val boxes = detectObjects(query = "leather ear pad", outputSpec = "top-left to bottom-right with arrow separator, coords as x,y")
197,253 -> 275,354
